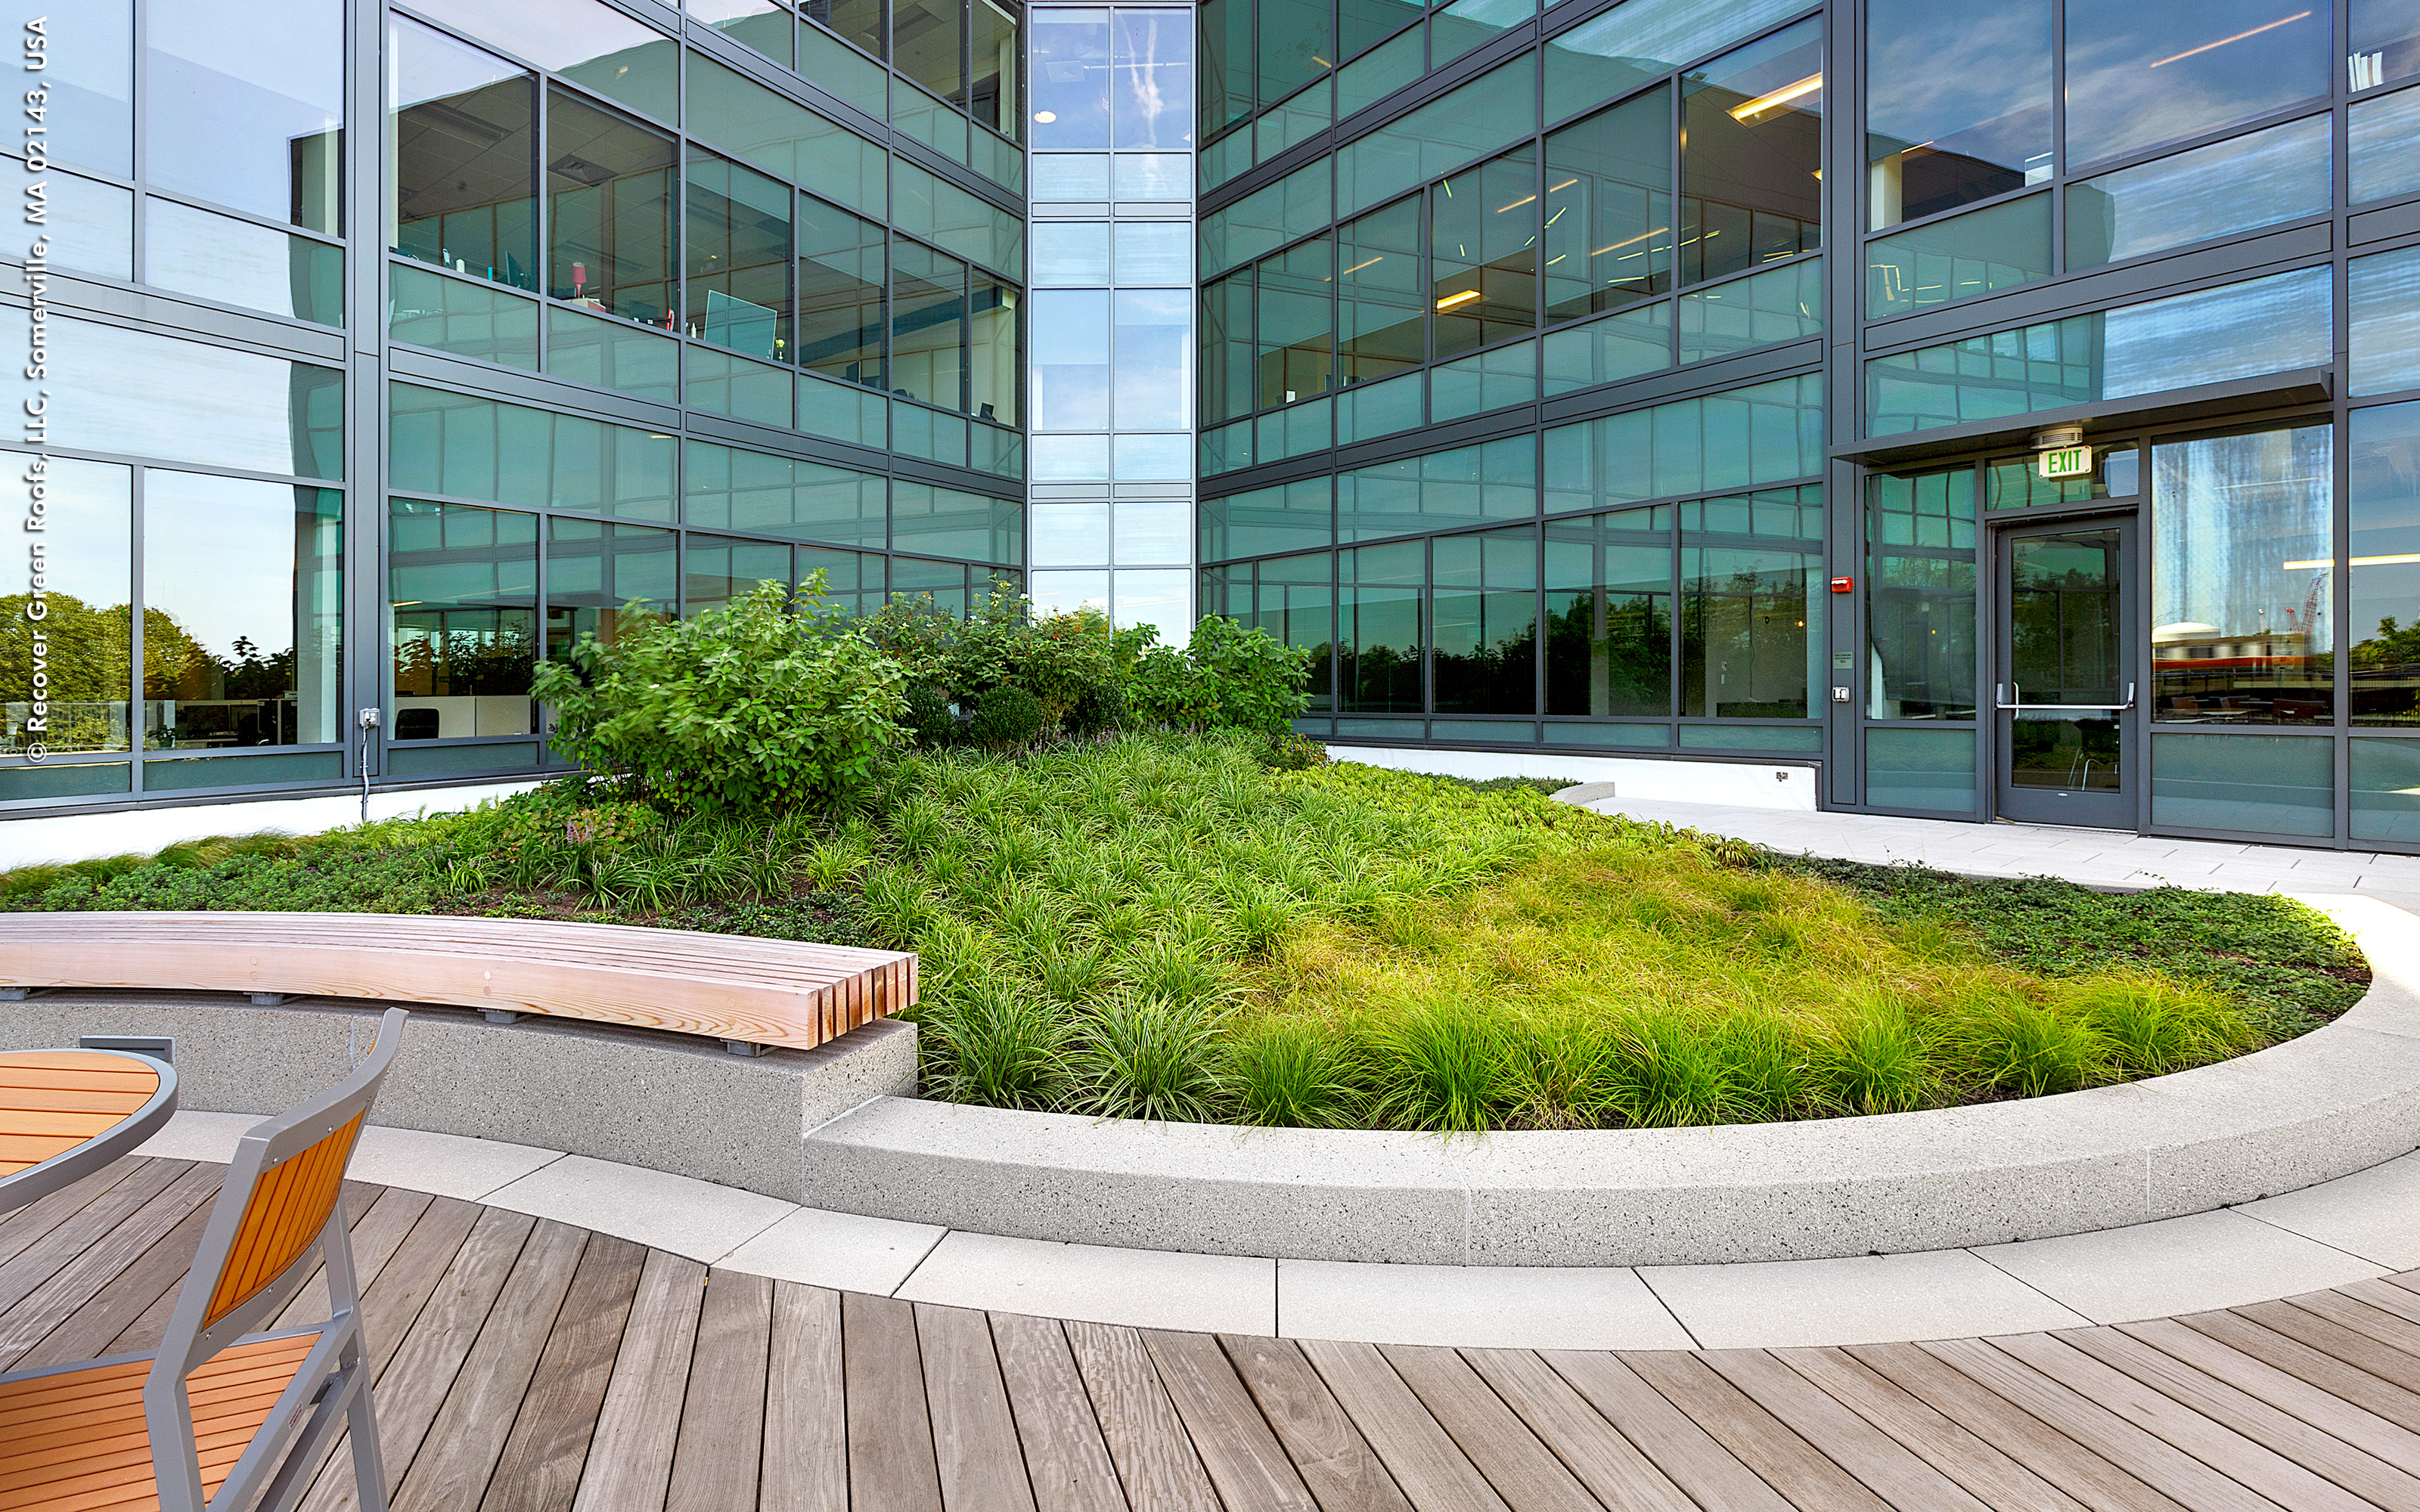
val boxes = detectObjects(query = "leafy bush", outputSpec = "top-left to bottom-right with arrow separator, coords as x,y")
533,578 -> 906,816
966,683 -> 1047,750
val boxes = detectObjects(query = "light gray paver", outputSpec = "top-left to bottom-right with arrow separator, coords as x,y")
479,1151 -> 796,1264
1640,1250 -> 2091,1349
895,1230 -> 1280,1334
1972,1208 -> 2388,1323
348,1123 -> 564,1201
718,1205 -> 948,1294
1276,1259 -> 1693,1350
2236,1147 -> 2420,1268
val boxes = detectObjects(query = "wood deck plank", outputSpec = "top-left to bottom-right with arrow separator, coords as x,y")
845,1291 -> 945,1512
1459,1348 -> 1698,1512
1376,1343 -> 1602,1512
1140,1329 -> 1318,1512
1540,1349 -> 1796,1512
0,1154 -> 147,1270
666,1269 -> 774,1512
1916,1338 -> 2290,1512
0,1160 -> 219,1371
2174,1310 -> 2420,1436
1775,1346 -> 2088,1512
2227,1302 -> 2420,1419
1298,1337 -> 1512,1512
762,1283 -> 848,1512
1699,1347 -> 1997,1512
2281,1291 -> 2420,1368
0,1157 -> 191,1321
569,1247 -> 708,1512
1991,1331 -> 2380,1512
1621,1349 -> 1894,1512
1218,1334 -> 1413,1512
1063,1320 -> 1221,1512
918,1303 -> 1041,1512
2118,1316 -> 2420,1473
991,1312 -> 1130,1512
2059,1325 -> 2420,1511
479,1232 -> 647,1512
1841,1342 -> 2187,1512
8,1190 -> 215,1372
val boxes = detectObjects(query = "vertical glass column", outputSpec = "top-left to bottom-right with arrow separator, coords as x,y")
1025,5 -> 1198,643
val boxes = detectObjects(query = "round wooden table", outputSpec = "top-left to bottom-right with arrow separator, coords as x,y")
0,1048 -> 179,1214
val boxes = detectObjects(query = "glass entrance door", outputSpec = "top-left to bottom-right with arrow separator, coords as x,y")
1994,519 -> 2136,826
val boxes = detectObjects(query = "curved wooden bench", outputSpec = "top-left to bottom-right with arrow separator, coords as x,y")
0,911 -> 915,1055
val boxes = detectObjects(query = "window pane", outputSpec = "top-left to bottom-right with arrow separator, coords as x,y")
894,160 -> 1024,278
1113,154 -> 1190,199
1115,9 -> 1193,148
1866,193 -> 2049,320
1543,302 -> 1674,394
1338,54 -> 1536,219
1546,507 -> 1672,717
2351,0 -> 2420,89
38,174 -> 133,282
2350,400 -> 2420,725
1114,435 -> 1191,482
1115,498 -> 1192,562
548,88 -> 675,327
805,0 -> 888,58
1545,373 -> 1824,512
406,0 -> 680,120
796,195 -> 887,389
1033,499 -> 1109,564
970,267 -> 1020,425
1202,159 -> 1333,276
2068,115 -> 2331,269
1033,222 -> 1112,284
389,383 -> 675,519
1544,87 -> 1671,324
1115,221 -> 1191,284
389,497 -> 538,739
1257,237 -> 1334,409
687,52 -> 887,218
1114,288 -> 1192,429
141,473 -> 341,751
1032,287 -> 1110,428
1338,27 -> 1422,120
2151,423 -> 2334,725
2065,0 -> 2328,169
2351,83 -> 2420,204
1032,8 -> 1110,147
972,0 -> 1021,133
1678,257 -> 1820,364
1683,487 -> 1820,717
1342,541 -> 1424,711
547,519 -> 676,656
894,482 -> 1021,561
389,18 -> 536,292
147,0 -> 342,233
684,534 -> 793,616
1866,466 -> 1977,719
892,240 -> 969,411
1032,153 -> 1112,199
1,457 -> 132,756
1201,269 -> 1252,425
1033,433 -> 1112,479
1033,569 -> 1112,615
2151,733 -> 2333,835
1341,435 -> 1535,541
2352,739 -> 2420,841
692,0 -> 794,66
2351,245 -> 2420,398
1865,0 -> 2049,228
686,150 -> 793,362
1680,19 -> 1821,288
1339,194 -> 1425,383
1432,147 -> 1539,359
391,265 -> 540,368
685,439 -> 888,547
1435,0 -> 1537,71
895,0 -> 966,104
52,320 -> 342,480
1258,0 -> 1331,111
9,0 -> 130,176
1434,527 -> 1538,715
148,198 -> 343,325
1542,0 -> 1807,110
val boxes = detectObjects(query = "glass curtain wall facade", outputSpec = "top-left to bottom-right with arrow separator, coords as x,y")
1197,0 -> 2420,851
16,0 -> 2420,858
5,0 -> 1025,807
1025,4 -> 1199,642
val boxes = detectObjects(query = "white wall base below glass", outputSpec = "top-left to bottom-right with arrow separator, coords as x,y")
0,778 -> 548,869
1326,745 -> 1819,811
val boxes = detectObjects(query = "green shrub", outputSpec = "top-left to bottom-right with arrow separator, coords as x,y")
967,683 -> 1047,749
901,682 -> 962,748
533,578 -> 906,816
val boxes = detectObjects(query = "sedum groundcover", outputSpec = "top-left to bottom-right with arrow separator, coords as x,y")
0,733 -> 2368,1132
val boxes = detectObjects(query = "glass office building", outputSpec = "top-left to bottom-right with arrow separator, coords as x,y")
10,0 -> 2420,854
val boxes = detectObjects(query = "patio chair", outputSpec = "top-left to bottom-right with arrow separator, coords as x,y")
0,1007 -> 408,1512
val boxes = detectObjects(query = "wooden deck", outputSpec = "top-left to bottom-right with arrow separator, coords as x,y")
10,1157 -> 2420,1510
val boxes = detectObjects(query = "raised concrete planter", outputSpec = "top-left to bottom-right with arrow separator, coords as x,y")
0,992 -> 914,1201
792,895 -> 2420,1266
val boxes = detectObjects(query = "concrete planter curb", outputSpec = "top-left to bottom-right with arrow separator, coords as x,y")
795,894 -> 2420,1266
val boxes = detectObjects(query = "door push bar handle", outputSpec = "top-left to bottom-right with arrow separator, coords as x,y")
1994,683 -> 2136,712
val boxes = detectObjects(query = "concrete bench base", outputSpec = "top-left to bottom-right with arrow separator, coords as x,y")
0,992 -> 916,1202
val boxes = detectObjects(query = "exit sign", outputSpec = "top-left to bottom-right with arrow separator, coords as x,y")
2038,445 -> 2093,481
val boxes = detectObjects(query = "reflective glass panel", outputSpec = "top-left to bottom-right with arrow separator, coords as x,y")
389,383 -> 674,520
2350,83 -> 2420,204
970,268 -> 1019,425
2065,0 -> 2328,169
546,518 -> 677,657
148,199 -> 343,326
1866,467 -> 1977,720
1543,88 -> 1671,323
1258,0 -> 1331,112
2350,400 -> 2420,725
1115,221 -> 1191,283
1115,289 -> 1193,430
391,267 -> 538,368
2351,245 -> 2420,398
2151,423 -> 2334,725
1340,435 -> 1535,541
1032,153 -> 1112,199
1032,8 -> 1111,147
1434,527 -> 1538,715
894,482 -> 1021,562
2006,528 -> 2124,794
405,0 -> 680,121
686,150 -> 793,362
1866,194 -> 2050,320
1257,237 -> 1334,409
147,0 -> 342,233
684,535 -> 793,616
1114,498 -> 1192,562
1336,53 -> 1535,218
1546,507 -> 1673,717
1865,0 -> 2049,227
1201,268 -> 1252,424
0,457 -> 132,756
1542,0 -> 1805,110
691,0 -> 794,66
142,473 -> 341,750
2150,732 -> 2332,835
39,174 -> 133,282
1115,9 -> 1193,148
895,0 -> 967,105
1339,195 -> 1425,383
1677,258 -> 1820,364
2350,0 -> 2420,88
1113,154 -> 1191,199
1033,222 -> 1112,284
1252,553 -> 1336,709
389,18 -> 536,292
1680,20 -> 1822,287
388,497 -> 538,739
1033,499 -> 1110,565
805,0 -> 887,58
1432,147 -> 1539,358
2067,114 -> 2331,269
1032,288 -> 1110,429
8,0 -> 131,176
972,0 -> 1021,134
687,53 -> 887,218
548,88 -> 676,327
1115,434 -> 1190,482
51,319 -> 343,481
684,440 -> 888,547
1682,487 -> 1820,718
796,195 -> 887,389
892,240 -> 969,411
1342,540 -> 1424,712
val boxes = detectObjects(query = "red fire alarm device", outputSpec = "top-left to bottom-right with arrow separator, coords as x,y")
1829,576 -> 1853,593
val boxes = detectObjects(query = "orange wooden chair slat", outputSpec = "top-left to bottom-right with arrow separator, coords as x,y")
0,1334 -> 319,1510
203,1112 -> 363,1329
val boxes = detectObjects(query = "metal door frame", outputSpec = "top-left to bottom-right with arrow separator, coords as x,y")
1987,510 -> 2142,829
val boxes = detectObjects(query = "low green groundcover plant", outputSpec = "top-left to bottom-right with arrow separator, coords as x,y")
0,735 -> 2366,1132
